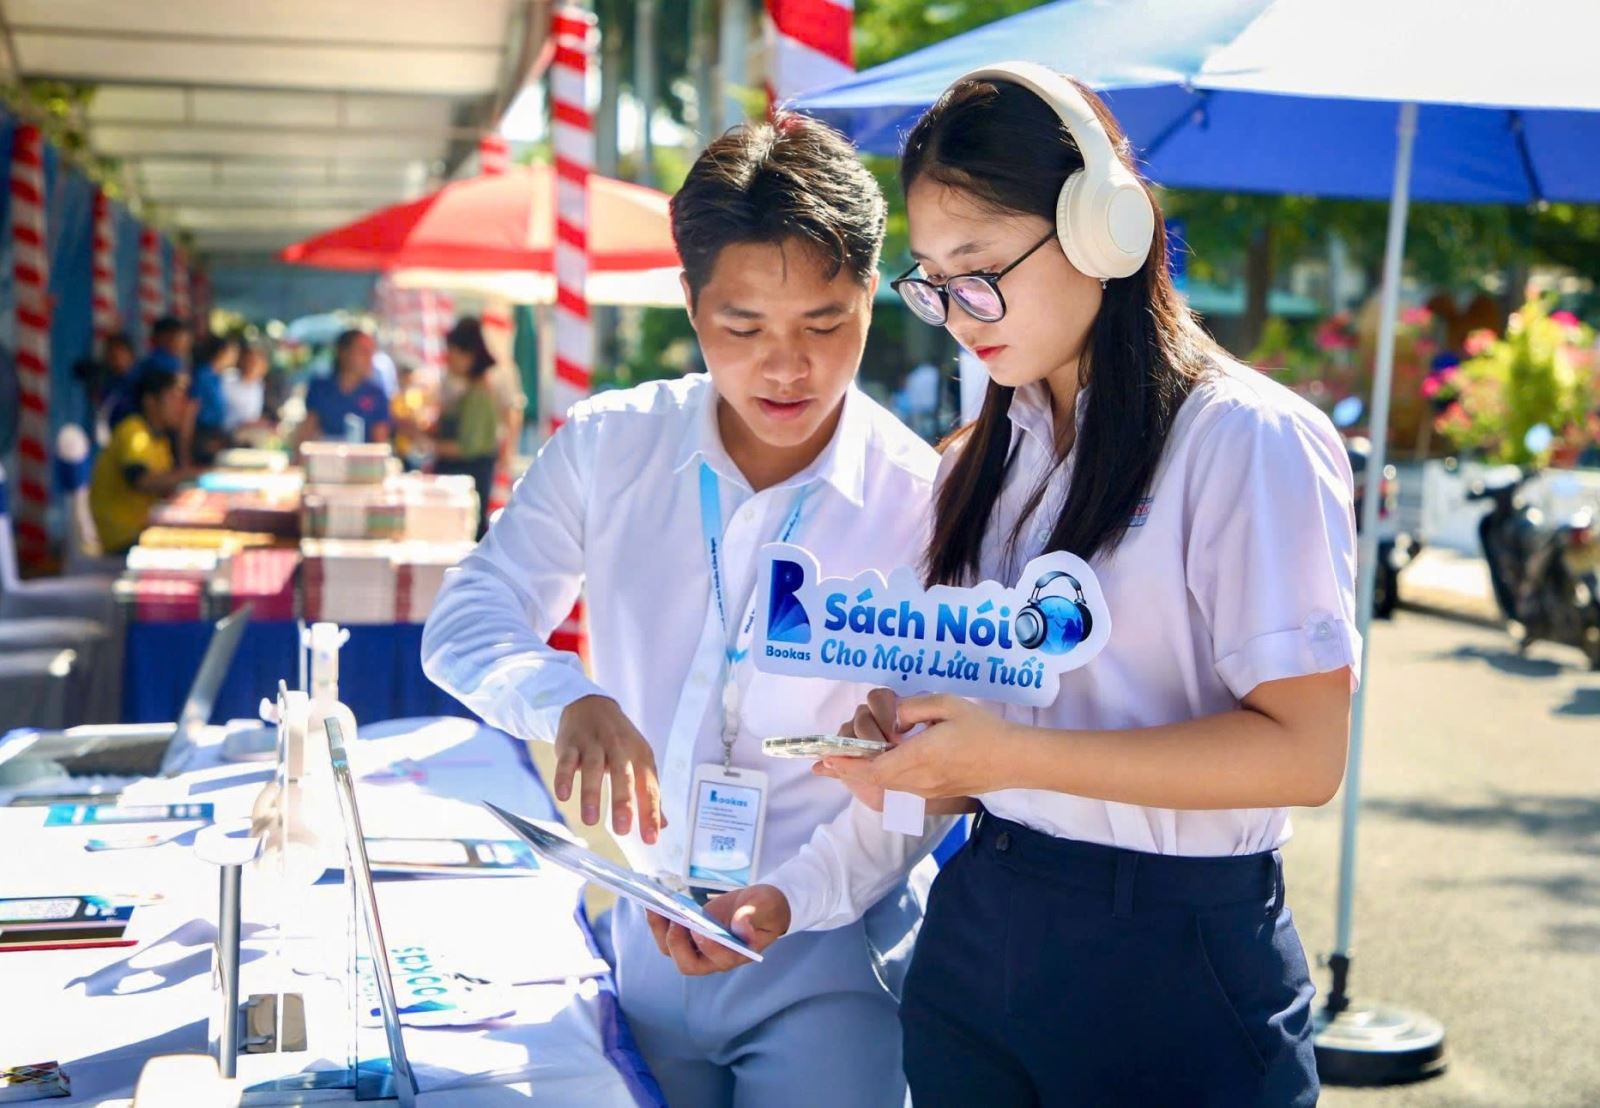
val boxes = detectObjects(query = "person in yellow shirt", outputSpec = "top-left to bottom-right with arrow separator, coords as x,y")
388,362 -> 434,468
90,368 -> 199,553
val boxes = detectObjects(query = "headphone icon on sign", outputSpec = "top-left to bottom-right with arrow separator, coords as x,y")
1013,571 -> 1094,655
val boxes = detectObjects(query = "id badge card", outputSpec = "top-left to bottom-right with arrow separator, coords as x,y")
685,764 -> 767,892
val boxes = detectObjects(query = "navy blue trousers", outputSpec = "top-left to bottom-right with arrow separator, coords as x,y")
901,812 -> 1319,1107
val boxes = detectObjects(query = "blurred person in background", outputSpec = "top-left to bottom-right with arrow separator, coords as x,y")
297,329 -> 392,445
371,347 -> 400,397
389,361 -> 434,469
90,368 -> 202,554
223,342 -> 271,437
189,332 -> 239,463
108,316 -> 192,433
76,332 -> 137,446
440,319 -> 525,467
261,346 -> 292,422
433,318 -> 502,535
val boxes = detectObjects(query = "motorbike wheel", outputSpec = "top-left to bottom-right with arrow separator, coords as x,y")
1374,563 -> 1398,620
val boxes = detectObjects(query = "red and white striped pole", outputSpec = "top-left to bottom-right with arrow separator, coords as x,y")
191,266 -> 211,333
372,275 -> 401,366
138,226 -> 164,343
91,189 -> 120,347
548,5 -> 595,660
422,289 -> 453,378
171,246 -> 191,327
478,132 -> 510,176
10,124 -> 52,566
549,5 -> 594,437
763,0 -> 855,110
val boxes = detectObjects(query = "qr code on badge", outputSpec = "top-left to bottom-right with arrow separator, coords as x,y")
711,835 -> 736,853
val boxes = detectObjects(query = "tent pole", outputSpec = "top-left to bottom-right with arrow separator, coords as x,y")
1331,97 -> 1420,979
1315,101 -> 1446,1087
1333,100 -> 1418,981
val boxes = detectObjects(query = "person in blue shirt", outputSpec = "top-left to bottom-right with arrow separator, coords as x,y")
73,332 -> 136,445
297,329 -> 393,445
189,332 -> 238,463
108,316 -> 191,432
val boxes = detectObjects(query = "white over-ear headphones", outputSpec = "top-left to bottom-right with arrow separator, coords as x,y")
956,61 -> 1155,281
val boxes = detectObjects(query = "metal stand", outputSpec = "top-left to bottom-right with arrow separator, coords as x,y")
1315,950 -> 1446,1085
199,820 -> 315,1086
218,863 -> 242,1080
200,818 -> 337,1104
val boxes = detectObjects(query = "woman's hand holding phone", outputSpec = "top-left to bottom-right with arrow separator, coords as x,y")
817,688 -> 982,814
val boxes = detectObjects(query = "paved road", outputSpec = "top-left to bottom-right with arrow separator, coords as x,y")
1292,612 -> 1599,1107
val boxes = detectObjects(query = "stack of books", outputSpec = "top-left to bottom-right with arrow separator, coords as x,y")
300,441 -> 395,485
301,539 -> 397,623
394,541 -> 477,623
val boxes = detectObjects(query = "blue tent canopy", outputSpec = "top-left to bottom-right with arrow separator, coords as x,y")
797,0 -> 1600,203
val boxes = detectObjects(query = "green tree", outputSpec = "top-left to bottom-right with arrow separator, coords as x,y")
855,0 -> 1052,68
593,0 -> 698,125
1437,297 -> 1594,464
850,0 -> 1600,347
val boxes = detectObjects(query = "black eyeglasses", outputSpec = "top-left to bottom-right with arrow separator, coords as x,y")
891,231 -> 1057,326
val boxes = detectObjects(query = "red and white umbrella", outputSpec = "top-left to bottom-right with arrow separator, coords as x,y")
278,165 -> 679,275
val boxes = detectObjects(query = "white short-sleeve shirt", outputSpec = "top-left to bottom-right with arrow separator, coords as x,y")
761,358 -> 1361,934
970,358 -> 1360,855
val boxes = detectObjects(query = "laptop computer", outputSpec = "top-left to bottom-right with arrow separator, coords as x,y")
0,606 -> 252,781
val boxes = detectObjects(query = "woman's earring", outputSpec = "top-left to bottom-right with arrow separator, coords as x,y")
1100,278 -> 1108,290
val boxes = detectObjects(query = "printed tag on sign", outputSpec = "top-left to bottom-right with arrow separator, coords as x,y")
753,544 -> 1111,706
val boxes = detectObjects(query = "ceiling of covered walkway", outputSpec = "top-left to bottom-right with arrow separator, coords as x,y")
0,0 -> 549,261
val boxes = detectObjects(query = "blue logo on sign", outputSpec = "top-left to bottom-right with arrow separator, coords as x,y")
708,789 -> 749,808
766,559 -> 812,644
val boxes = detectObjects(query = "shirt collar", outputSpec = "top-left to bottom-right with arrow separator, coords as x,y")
1007,380 -> 1090,452
673,377 -> 869,508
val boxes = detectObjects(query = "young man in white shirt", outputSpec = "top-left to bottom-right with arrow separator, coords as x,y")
422,114 -> 946,1107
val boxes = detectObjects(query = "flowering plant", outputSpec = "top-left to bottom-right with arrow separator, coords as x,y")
1432,297 -> 1594,465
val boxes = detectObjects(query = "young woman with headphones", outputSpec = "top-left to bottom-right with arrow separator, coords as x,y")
730,63 -> 1360,1105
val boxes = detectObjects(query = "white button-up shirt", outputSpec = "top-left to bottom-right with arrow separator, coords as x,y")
422,374 -> 948,896
763,358 -> 1360,933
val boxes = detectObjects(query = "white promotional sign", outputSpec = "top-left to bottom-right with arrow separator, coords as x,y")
752,543 -> 1111,706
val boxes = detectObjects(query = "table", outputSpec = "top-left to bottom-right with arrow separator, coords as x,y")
122,621 -> 468,726
0,716 -> 664,1106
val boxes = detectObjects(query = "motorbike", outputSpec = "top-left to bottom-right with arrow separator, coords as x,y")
1468,469 -> 1600,669
1344,436 -> 1418,619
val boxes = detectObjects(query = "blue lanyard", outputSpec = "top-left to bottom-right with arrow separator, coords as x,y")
700,462 -> 810,767
698,461 -> 810,669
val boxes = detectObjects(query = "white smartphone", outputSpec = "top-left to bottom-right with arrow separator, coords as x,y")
761,734 -> 890,759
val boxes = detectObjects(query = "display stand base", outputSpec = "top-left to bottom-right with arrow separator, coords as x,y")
1313,1003 -> 1448,1086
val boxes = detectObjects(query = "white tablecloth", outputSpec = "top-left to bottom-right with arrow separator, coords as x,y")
0,716 -> 662,1106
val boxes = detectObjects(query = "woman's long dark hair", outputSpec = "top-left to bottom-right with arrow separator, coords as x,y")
445,316 -> 495,380
904,76 -> 1220,585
